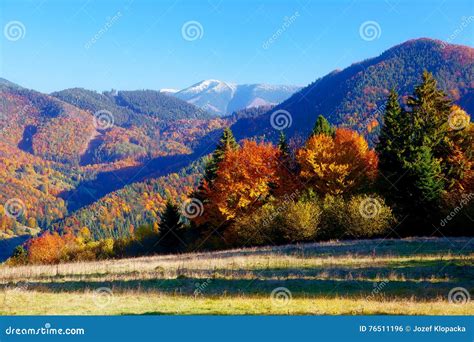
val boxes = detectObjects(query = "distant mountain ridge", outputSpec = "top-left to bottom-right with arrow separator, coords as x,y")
0,85 -> 96,164
52,88 -> 214,125
231,38 -> 474,142
172,79 -> 302,116
1,37 -> 473,243
0,77 -> 22,90
0,82 -> 224,169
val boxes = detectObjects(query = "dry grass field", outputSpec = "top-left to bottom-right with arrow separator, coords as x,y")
0,237 -> 473,315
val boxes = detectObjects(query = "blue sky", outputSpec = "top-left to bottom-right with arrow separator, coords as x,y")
1,0 -> 473,93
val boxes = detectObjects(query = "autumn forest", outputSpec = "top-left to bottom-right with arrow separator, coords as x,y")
1,65 -> 472,265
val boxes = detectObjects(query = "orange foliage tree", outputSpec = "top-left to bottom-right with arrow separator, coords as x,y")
201,140 -> 285,223
297,128 -> 378,195
27,232 -> 68,264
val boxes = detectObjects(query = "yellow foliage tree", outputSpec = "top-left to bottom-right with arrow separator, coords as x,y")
297,128 -> 378,195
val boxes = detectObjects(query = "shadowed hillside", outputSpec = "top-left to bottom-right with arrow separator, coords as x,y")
231,39 -> 474,143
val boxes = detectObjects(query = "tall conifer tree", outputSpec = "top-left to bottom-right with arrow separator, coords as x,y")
311,115 -> 334,137
277,131 -> 290,157
204,127 -> 238,182
407,71 -> 451,153
159,200 -> 184,253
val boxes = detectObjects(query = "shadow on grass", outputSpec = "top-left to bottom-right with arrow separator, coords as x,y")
243,259 -> 473,281
4,277 -> 472,300
15,258 -> 473,283
180,238 -> 474,259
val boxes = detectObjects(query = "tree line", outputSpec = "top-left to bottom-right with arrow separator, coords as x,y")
10,71 -> 472,265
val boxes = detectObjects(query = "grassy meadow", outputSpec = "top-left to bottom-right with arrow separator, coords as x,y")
0,237 -> 473,315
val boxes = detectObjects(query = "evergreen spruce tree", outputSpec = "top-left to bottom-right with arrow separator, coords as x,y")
376,89 -> 410,194
189,127 -> 239,242
12,245 -> 28,265
193,127 -> 238,213
276,129 -> 297,175
277,131 -> 290,157
405,71 -> 450,207
407,70 -> 452,154
311,115 -> 334,137
377,89 -> 404,160
411,146 -> 445,205
376,73 -> 453,231
408,71 -> 473,194
159,200 -> 184,253
203,127 -> 238,182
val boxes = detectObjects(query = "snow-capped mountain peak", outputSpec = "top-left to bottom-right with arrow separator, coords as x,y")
181,80 -> 236,95
173,79 -> 301,116
158,88 -> 179,94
